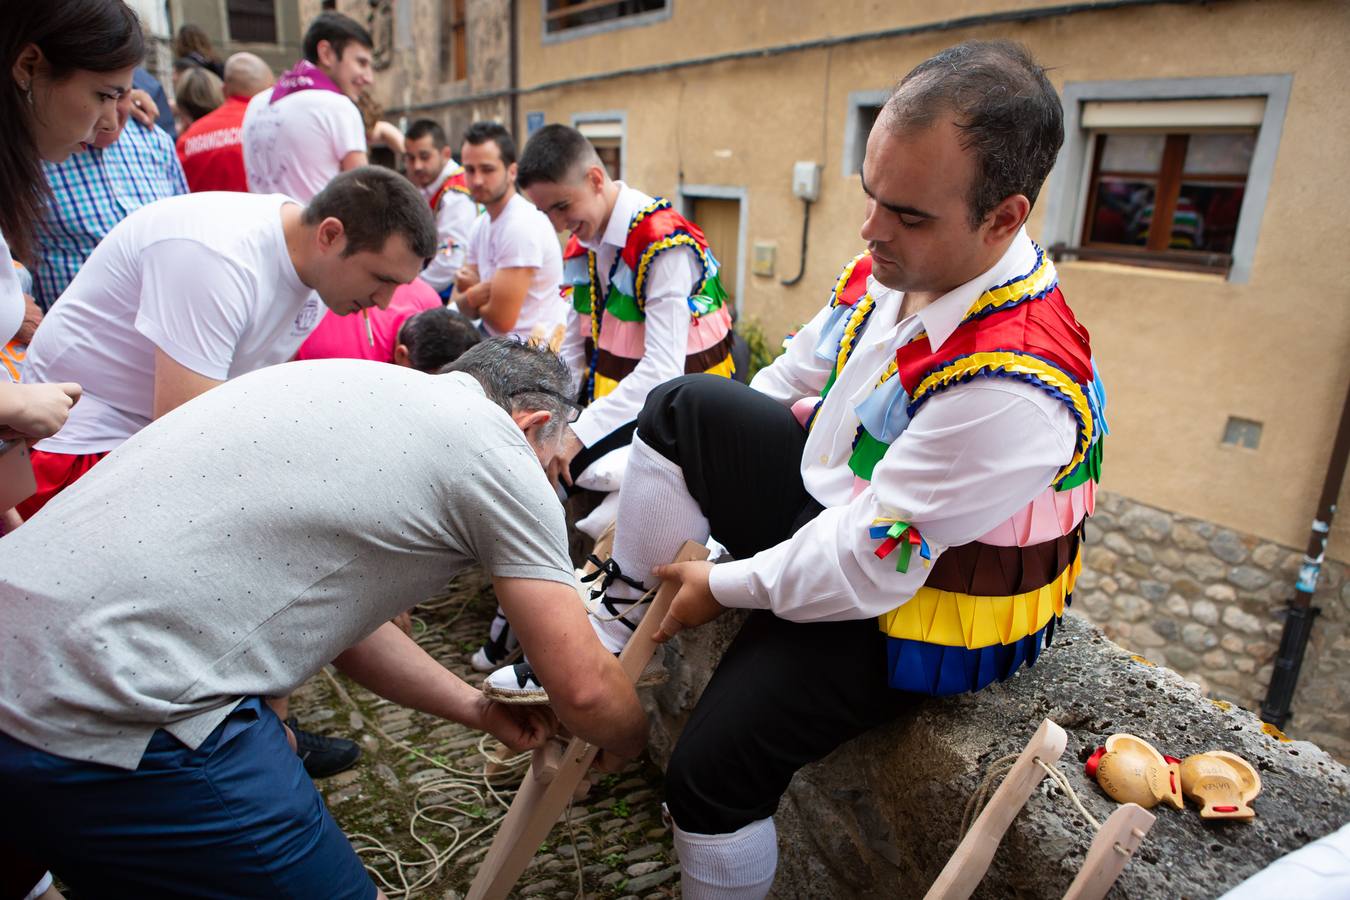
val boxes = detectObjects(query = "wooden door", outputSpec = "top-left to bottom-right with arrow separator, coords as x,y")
690,197 -> 739,310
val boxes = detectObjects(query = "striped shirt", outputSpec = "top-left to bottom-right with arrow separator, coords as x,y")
34,120 -> 188,310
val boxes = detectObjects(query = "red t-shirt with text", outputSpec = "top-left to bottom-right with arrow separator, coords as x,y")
176,95 -> 251,194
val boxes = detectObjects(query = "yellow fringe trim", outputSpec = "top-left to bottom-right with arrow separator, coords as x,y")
961,249 -> 1058,320
633,233 -> 709,312
834,293 -> 875,379
829,251 -> 870,308
911,351 -> 1093,485
594,354 -> 735,400
878,552 -> 1081,648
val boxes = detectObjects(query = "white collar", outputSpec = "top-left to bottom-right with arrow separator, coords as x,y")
422,158 -> 462,200
585,183 -> 651,252
883,229 -> 1039,351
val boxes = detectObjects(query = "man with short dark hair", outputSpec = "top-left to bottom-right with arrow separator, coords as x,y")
404,118 -> 478,298
177,52 -> 274,193
0,340 -> 647,899
476,123 -> 736,680
454,121 -> 566,343
21,165 -> 435,517
242,11 -> 373,201
395,305 -> 481,372
494,42 -> 1107,898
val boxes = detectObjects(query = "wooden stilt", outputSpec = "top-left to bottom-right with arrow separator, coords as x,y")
924,718 -> 1069,900
466,540 -> 710,900
1061,803 -> 1154,900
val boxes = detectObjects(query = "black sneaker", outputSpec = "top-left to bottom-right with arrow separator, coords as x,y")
285,717 -> 361,778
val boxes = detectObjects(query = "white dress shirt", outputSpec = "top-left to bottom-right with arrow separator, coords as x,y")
562,184 -> 704,448
418,159 -> 479,293
708,230 -> 1079,622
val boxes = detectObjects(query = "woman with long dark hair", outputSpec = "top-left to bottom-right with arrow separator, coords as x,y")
0,2 -> 144,890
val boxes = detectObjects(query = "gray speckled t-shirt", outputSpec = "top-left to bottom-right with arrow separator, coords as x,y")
0,361 -> 573,769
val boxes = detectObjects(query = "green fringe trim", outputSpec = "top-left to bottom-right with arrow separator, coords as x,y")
1055,438 -> 1103,492
848,428 -> 889,483
571,283 -> 592,315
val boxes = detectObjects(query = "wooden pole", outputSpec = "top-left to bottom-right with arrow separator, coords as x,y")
924,719 -> 1068,900
466,540 -> 710,900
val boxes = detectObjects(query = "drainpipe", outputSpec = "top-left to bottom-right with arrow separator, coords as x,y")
1260,373 -> 1350,728
508,0 -> 519,136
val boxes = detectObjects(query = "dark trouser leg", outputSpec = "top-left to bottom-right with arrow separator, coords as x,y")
636,375 -> 817,559
633,375 -> 916,834
666,612 -> 916,833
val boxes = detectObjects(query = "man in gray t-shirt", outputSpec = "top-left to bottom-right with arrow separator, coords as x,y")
0,341 -> 646,899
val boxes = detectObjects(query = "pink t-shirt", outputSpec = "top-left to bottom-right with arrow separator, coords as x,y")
296,279 -> 442,363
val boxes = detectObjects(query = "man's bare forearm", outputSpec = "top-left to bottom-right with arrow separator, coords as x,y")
333,621 -> 488,729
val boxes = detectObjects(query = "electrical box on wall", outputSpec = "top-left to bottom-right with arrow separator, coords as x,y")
792,161 -> 821,202
752,241 -> 777,277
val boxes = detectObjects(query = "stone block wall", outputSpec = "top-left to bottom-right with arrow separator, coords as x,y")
1075,490 -> 1349,761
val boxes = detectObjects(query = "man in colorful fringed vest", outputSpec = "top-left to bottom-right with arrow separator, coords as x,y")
522,42 -> 1104,897
478,123 -> 737,686
404,118 -> 478,299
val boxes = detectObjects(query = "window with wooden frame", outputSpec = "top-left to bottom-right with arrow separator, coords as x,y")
576,119 -> 623,180
544,0 -> 668,36
1070,98 -> 1263,274
226,0 -> 278,44
439,0 -> 468,83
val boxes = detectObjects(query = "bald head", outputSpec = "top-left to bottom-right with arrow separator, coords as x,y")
223,52 -> 274,99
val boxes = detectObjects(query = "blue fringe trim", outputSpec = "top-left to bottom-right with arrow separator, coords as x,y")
884,596 -> 1071,695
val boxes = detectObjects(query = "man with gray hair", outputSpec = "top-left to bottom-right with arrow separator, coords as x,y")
176,51 -> 274,192
0,339 -> 645,898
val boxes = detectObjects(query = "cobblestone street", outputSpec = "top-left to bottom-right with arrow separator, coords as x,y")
289,571 -> 680,899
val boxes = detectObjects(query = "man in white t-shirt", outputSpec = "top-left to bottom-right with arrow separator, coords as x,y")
404,118 -> 478,299
454,121 -> 566,345
241,11 -> 372,202
20,165 -> 436,521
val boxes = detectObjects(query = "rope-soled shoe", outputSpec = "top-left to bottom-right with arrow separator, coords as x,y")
482,649 -> 669,705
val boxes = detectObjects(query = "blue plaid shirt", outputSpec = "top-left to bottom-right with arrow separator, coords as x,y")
34,120 -> 188,310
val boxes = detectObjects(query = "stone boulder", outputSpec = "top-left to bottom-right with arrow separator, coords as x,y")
643,611 -> 1350,899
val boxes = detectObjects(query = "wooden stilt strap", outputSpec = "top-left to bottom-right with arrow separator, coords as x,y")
466,540 -> 710,900
924,718 -> 1069,900
1061,803 -> 1154,900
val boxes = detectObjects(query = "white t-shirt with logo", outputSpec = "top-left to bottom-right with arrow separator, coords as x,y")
465,192 -> 567,342
241,87 -> 367,202
23,192 -> 324,454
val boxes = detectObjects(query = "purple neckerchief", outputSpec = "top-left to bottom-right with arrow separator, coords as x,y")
270,60 -> 344,104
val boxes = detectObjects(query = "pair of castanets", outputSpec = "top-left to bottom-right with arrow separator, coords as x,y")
1085,733 -> 1260,820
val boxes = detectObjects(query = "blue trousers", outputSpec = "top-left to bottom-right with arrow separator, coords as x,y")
0,697 -> 375,899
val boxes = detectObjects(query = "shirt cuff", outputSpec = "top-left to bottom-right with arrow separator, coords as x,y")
708,559 -> 769,611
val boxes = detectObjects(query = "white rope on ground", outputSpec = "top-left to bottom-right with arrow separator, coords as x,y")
321,667 -> 537,897
314,578 -> 593,900
959,752 -> 1101,838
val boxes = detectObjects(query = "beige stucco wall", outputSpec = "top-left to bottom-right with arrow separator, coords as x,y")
515,0 -> 1350,561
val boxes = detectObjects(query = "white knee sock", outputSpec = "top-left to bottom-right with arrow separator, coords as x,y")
587,435 -> 709,653
606,434 -> 710,602
672,815 -> 778,900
